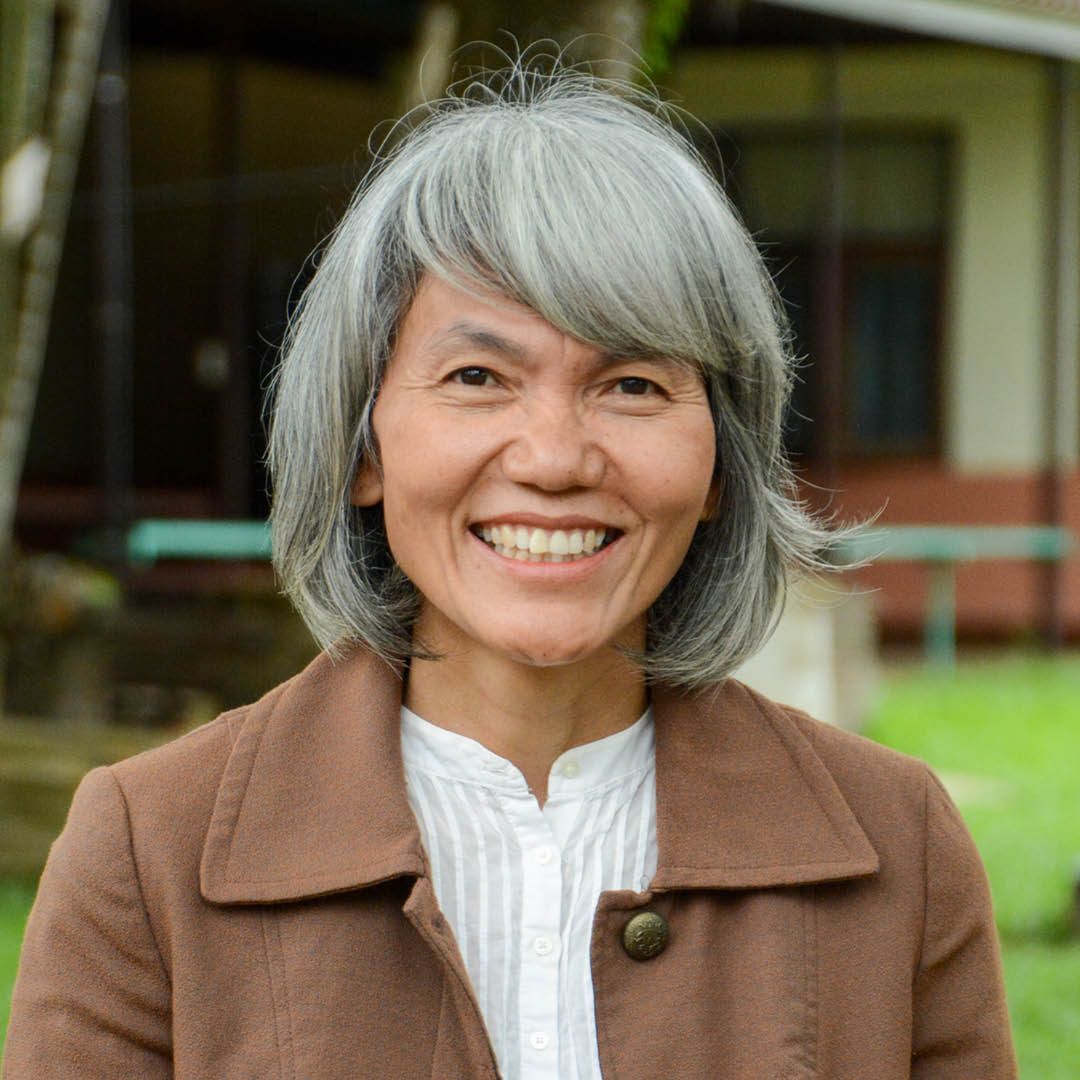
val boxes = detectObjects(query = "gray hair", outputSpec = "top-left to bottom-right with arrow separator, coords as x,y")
268,58 -> 835,690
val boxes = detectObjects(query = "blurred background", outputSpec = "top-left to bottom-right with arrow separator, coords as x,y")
1,0 -> 1079,1072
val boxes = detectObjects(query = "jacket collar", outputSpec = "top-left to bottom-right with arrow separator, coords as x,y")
201,648 -> 425,904
200,649 -> 878,905
649,680 -> 878,890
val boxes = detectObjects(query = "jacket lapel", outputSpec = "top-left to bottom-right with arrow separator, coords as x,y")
200,648 -> 425,904
651,679 -> 879,891
200,649 -> 878,906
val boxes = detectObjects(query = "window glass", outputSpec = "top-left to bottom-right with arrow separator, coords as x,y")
723,128 -> 947,459
848,258 -> 936,452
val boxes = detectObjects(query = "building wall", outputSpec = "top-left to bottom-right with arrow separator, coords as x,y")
819,461 -> 1080,638
673,43 -> 1068,473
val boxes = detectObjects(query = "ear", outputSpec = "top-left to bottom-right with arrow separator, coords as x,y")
700,476 -> 722,522
349,458 -> 383,507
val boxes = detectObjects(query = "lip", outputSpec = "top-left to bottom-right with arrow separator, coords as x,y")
469,528 -> 623,578
469,512 -> 620,531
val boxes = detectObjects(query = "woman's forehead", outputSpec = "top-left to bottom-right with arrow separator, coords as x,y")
400,276 -> 567,351
394,275 -> 700,381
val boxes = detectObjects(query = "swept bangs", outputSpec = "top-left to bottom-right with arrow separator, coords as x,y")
394,93 -> 764,374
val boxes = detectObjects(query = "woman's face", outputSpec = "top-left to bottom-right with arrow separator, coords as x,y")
352,276 -> 718,669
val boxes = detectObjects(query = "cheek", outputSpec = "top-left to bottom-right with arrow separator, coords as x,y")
376,410 -> 445,505
375,421 -> 494,562
636,427 -> 716,525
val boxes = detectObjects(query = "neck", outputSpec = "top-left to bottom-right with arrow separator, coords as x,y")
404,628 -> 647,806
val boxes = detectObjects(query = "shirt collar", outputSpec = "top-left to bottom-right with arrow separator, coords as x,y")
400,704 -> 654,797
200,648 -> 878,905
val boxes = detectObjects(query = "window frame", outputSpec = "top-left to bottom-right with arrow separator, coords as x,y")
717,122 -> 952,464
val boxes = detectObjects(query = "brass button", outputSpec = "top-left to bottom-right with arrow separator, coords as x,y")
622,911 -> 669,961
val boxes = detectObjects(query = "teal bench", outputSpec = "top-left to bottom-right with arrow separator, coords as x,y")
832,525 -> 1074,664
126,519 -> 271,564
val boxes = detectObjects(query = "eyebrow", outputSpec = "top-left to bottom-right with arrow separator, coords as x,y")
427,321 -> 529,362
429,319 -> 671,370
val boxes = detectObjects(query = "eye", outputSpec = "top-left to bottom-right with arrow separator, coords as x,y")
452,366 -> 495,388
614,376 -> 658,396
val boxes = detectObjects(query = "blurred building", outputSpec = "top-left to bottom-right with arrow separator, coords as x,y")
8,0 -> 1080,657
678,1 -> 1080,641
16,0 -> 428,562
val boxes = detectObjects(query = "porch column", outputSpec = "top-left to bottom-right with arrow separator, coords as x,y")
213,9 -> 252,518
1043,59 -> 1079,646
95,0 -> 134,568
813,44 -> 844,494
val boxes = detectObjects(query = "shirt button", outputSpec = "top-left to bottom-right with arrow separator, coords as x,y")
534,845 -> 555,865
533,935 -> 554,956
560,759 -> 581,778
529,1031 -> 550,1050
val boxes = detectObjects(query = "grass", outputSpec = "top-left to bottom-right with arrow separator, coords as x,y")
1,655 -> 1077,1072
0,880 -> 34,1063
1000,941 -> 1080,1077
864,655 -> 1080,1077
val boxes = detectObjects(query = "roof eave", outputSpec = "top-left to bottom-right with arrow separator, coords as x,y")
766,0 -> 1080,60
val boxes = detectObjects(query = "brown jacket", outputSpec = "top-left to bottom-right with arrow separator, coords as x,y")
5,648 -> 1016,1078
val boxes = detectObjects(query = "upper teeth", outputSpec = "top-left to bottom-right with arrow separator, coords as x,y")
476,524 -> 611,562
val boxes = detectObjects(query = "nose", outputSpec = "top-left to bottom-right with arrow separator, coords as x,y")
500,399 -> 605,491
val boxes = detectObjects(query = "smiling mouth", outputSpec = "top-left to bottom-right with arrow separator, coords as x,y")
470,523 -> 621,563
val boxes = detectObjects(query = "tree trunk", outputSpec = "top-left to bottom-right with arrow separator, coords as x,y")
0,0 -> 110,707
455,0 -> 648,76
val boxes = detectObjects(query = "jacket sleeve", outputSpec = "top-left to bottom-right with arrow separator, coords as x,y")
3,766 -> 172,1077
910,768 -> 1017,1078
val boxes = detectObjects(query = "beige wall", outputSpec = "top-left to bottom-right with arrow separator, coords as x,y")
673,44 -> 1075,472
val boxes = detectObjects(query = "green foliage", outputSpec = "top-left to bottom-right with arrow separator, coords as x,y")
643,0 -> 692,76
865,656 -> 1080,1076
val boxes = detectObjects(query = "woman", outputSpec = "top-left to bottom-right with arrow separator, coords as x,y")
5,63 -> 1015,1078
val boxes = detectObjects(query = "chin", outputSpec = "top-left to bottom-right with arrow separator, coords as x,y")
493,630 -> 612,669
504,649 -> 592,669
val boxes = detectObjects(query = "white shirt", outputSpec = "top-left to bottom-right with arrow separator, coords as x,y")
401,705 -> 657,1080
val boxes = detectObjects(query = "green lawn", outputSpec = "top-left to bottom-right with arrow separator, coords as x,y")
864,655 -> 1080,1078
0,880 -> 34,1062
1,657 -> 1078,1072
